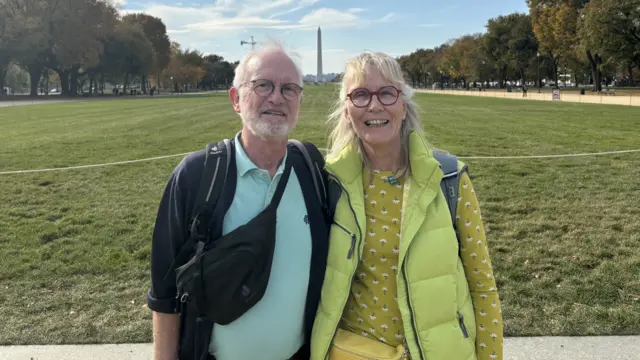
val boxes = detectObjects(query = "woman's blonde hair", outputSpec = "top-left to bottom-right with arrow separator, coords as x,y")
326,51 -> 425,178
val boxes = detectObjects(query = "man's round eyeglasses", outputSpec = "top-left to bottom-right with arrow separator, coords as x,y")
240,79 -> 303,100
347,86 -> 402,108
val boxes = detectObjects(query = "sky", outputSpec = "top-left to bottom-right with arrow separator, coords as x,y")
119,0 -> 530,75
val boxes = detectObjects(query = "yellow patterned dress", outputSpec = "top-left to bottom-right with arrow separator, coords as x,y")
339,168 -> 503,360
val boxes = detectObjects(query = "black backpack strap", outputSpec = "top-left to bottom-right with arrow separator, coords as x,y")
326,178 -> 342,221
288,139 -> 327,208
191,139 -> 232,239
164,139 -> 234,280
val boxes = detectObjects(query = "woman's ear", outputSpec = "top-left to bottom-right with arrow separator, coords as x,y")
403,101 -> 407,120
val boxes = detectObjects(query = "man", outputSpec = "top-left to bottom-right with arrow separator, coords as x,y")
147,42 -> 329,360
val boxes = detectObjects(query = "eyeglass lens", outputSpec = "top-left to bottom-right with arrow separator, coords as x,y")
350,86 -> 400,107
252,79 -> 302,100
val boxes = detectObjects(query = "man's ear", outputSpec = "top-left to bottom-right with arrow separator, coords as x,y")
229,87 -> 241,113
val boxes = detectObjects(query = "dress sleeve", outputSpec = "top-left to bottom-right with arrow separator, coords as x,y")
456,171 -> 504,360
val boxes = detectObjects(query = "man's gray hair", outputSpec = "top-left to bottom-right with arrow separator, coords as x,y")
232,39 -> 304,89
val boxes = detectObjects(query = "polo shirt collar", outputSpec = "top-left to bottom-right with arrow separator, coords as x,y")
234,132 -> 289,178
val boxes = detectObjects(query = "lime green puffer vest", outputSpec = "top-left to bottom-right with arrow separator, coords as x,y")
311,131 -> 477,360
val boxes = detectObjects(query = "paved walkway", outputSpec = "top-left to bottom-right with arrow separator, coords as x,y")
0,99 -> 80,107
0,91 -> 225,107
1,336 -> 639,360
416,89 -> 640,107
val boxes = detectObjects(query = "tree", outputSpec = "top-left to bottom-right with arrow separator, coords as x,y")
117,22 -> 154,93
440,35 -> 482,88
484,15 -> 513,88
201,54 -> 235,90
507,13 -> 539,87
466,35 -> 494,87
160,43 -> 205,92
397,52 -> 423,88
529,0 -> 608,91
122,13 -> 170,93
418,48 -> 442,86
180,49 -> 206,89
579,0 -> 640,88
529,3 -> 579,88
5,0 -> 52,97
4,62 -> 30,93
46,0 -> 118,96
0,0 -> 18,91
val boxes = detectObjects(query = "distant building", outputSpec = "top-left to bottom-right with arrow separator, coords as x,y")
317,27 -> 323,83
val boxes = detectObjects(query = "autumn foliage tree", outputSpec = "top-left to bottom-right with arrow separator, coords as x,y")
122,13 -> 171,93
0,0 -> 222,97
161,44 -> 206,92
440,35 -> 485,88
398,0 -> 636,91
3,0 -> 638,98
528,2 -> 578,88
579,0 -> 640,87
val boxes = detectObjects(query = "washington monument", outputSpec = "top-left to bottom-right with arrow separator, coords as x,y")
317,27 -> 323,83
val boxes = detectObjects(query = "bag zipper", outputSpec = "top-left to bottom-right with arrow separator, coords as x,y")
332,222 -> 357,259
402,254 -> 425,360
327,171 -> 362,258
323,172 -> 363,360
457,311 -> 469,338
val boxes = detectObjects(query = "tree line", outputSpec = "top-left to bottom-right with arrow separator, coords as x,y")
397,0 -> 640,92
0,0 -> 237,97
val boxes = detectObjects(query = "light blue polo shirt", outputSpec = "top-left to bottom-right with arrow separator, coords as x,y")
209,134 -> 312,360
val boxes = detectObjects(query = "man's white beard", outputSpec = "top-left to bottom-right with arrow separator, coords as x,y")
244,114 -> 293,139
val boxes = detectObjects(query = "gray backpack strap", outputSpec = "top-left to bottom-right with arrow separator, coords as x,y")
433,151 -> 464,238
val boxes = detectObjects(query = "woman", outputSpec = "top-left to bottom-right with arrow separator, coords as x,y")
311,51 -> 503,360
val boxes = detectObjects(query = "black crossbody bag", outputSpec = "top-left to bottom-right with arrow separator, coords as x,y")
174,155 -> 293,325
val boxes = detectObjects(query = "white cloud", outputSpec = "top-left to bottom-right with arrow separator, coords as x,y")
108,0 -> 127,7
214,0 -> 236,7
120,3 -> 298,40
237,0 -> 294,17
268,0 -> 319,19
297,8 -> 398,30
120,4 -> 223,28
118,2 -> 399,73
122,3 -> 398,38
379,13 -> 398,22
298,8 -> 363,28
185,16 -> 290,31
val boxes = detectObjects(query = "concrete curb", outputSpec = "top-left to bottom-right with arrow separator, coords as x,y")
2,336 -> 639,360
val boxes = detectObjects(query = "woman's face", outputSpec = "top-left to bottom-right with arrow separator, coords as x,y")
345,66 -> 406,150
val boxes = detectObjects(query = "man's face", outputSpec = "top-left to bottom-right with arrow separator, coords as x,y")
230,51 -> 303,139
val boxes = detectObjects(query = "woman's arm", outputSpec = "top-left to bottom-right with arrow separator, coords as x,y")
456,171 -> 504,360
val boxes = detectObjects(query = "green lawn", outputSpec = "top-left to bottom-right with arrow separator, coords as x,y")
0,86 -> 639,345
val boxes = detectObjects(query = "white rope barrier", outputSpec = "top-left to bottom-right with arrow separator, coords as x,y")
1,148 -> 639,175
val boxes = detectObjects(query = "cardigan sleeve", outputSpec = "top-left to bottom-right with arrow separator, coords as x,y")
456,171 -> 504,360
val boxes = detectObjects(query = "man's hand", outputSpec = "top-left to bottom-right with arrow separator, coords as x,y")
153,312 -> 181,360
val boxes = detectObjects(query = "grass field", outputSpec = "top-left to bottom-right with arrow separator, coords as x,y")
1,86 -> 639,345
